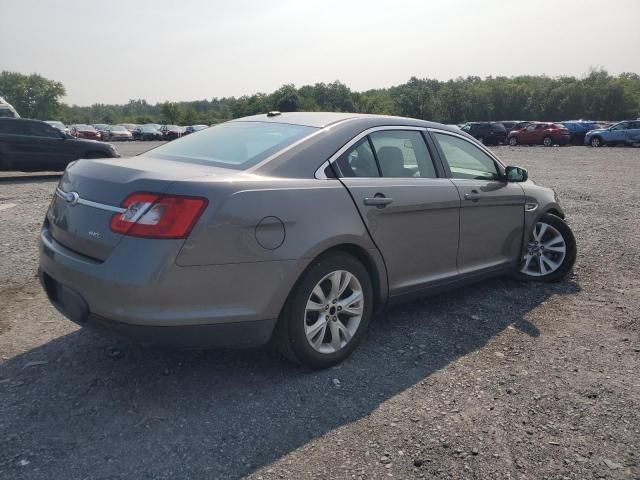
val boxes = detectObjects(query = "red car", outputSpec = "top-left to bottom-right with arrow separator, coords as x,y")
507,122 -> 570,146
70,124 -> 101,141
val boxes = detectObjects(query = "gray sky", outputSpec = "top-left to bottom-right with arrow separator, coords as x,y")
1,0 -> 639,106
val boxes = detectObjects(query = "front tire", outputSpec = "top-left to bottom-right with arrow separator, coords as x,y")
543,136 -> 553,147
590,136 -> 603,147
515,213 -> 576,283
274,252 -> 374,369
508,136 -> 518,146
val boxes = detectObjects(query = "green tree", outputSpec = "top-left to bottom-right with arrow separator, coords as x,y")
272,84 -> 300,112
160,101 -> 182,123
0,71 -> 66,119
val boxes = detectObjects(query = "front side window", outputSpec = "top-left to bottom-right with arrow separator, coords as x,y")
610,122 -> 628,131
144,121 -> 317,169
334,138 -> 380,178
27,122 -> 59,138
369,130 -> 437,178
433,132 -> 499,181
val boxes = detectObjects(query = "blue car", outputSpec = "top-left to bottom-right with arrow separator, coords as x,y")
584,120 -> 640,147
560,121 -> 597,145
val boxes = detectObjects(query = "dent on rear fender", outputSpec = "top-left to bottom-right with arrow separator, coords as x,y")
175,181 -> 377,267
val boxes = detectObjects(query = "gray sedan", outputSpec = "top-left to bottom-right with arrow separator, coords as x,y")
39,112 -> 576,368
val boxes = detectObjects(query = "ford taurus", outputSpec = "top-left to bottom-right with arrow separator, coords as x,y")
39,112 -> 576,368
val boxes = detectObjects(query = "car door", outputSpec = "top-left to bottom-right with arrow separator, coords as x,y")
625,121 -> 640,145
333,127 -> 461,295
608,122 -> 628,143
24,121 -> 77,170
520,124 -> 536,144
429,129 -> 525,274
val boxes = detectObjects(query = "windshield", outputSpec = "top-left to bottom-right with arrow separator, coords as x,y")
111,125 -> 127,132
143,121 -> 317,169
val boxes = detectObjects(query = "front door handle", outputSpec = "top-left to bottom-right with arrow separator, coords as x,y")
464,191 -> 482,202
364,195 -> 393,207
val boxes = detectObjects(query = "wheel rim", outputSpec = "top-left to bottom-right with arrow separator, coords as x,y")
543,137 -> 552,146
304,270 -> 364,354
509,137 -> 517,146
592,138 -> 600,147
520,222 -> 567,277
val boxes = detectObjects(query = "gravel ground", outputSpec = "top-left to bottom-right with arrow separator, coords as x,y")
0,145 -> 638,480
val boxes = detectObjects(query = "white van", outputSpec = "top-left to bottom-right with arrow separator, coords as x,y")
0,97 -> 20,118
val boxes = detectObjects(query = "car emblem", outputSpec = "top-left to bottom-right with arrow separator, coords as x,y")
64,191 -> 80,206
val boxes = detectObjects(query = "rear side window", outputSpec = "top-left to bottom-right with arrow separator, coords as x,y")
369,130 -> 437,178
144,121 -> 317,169
335,138 -> 380,178
433,132 -> 499,181
0,120 -> 27,134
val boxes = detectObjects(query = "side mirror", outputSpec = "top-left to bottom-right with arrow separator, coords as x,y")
505,166 -> 528,182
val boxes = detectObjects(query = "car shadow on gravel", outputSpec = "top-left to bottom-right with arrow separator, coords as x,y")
0,277 -> 580,478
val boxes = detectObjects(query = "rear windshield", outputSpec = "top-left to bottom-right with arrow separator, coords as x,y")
144,121 -> 317,169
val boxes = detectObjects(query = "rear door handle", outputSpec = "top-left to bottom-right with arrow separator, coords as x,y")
364,195 -> 393,207
464,192 -> 482,202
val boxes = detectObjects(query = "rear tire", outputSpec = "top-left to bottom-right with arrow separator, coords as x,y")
508,136 -> 518,146
590,136 -> 603,147
514,213 -> 576,283
543,136 -> 552,147
274,252 -> 374,369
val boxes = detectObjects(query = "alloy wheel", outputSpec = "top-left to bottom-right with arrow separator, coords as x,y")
304,270 -> 364,354
520,222 -> 567,277
591,137 -> 601,147
543,136 -> 552,147
509,137 -> 517,146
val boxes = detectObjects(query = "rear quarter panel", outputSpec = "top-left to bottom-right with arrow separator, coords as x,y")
172,177 -> 379,266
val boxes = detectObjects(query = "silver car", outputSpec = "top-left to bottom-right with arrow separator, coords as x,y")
39,112 -> 576,368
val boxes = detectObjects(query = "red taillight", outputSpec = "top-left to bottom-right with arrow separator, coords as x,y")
109,192 -> 208,239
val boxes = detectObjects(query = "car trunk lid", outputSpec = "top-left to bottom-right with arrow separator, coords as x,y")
47,156 -> 228,261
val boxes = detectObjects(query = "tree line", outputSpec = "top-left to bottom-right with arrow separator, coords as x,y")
1,69 -> 639,126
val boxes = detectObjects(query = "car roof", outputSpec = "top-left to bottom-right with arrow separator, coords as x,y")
231,111 -> 458,130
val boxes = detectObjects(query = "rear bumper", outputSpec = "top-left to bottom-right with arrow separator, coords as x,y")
38,225 -> 303,347
39,267 -> 276,347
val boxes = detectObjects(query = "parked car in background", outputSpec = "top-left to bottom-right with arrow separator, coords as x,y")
460,122 -> 507,145
70,124 -> 101,140
118,123 -> 138,134
498,121 -> 524,134
160,125 -> 184,140
144,123 -> 162,130
134,125 -> 164,141
183,124 -> 209,135
560,121 -> 597,145
102,124 -> 133,141
584,120 -> 640,147
507,122 -> 570,146
93,124 -> 109,138
0,97 -> 20,118
44,120 -> 70,135
38,112 -> 576,368
0,118 -> 119,171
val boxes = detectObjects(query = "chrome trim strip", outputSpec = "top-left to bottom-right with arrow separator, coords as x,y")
56,188 -> 126,213
314,125 -> 428,179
